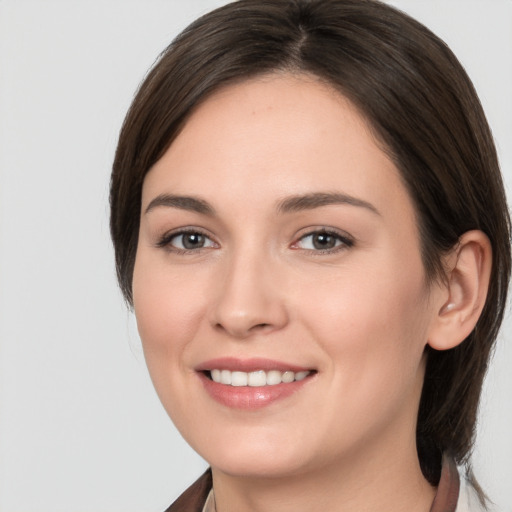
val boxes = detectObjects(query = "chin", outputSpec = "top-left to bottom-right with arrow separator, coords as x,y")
210,452 -> 309,480
187,426 -> 320,479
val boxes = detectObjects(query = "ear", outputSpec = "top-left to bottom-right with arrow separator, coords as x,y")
427,230 -> 492,351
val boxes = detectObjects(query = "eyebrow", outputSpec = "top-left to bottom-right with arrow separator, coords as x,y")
144,191 -> 380,217
144,194 -> 216,216
277,192 -> 381,216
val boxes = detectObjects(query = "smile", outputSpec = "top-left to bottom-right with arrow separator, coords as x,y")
197,358 -> 316,409
209,369 -> 311,386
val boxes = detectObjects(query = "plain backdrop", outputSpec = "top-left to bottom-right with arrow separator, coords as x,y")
0,1 -> 510,511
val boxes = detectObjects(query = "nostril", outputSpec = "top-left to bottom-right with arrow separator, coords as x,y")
214,321 -> 271,337
252,323 -> 270,331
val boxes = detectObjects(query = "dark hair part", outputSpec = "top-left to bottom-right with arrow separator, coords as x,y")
111,0 -> 511,490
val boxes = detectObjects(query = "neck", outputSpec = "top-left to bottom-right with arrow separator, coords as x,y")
211,436 -> 436,512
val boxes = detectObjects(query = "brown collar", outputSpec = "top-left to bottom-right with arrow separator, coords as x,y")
430,453 -> 460,512
166,454 -> 460,512
164,469 -> 212,512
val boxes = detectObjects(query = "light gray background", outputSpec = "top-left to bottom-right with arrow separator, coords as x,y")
0,1 -> 510,511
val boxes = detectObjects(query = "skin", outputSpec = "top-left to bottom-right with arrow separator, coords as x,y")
132,74 -> 490,512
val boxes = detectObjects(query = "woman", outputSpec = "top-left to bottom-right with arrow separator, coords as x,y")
110,1 -> 511,510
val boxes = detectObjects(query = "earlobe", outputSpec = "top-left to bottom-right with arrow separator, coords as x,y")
428,230 -> 492,351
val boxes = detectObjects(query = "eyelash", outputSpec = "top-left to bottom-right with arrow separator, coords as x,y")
292,229 -> 354,255
156,228 -> 354,255
156,228 -> 217,254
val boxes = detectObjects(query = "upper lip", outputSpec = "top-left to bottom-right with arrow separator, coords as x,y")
195,357 -> 313,373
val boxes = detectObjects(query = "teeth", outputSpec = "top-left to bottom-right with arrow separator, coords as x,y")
248,370 -> 266,387
209,369 -> 312,386
281,371 -> 294,383
266,370 -> 282,386
231,371 -> 248,387
220,369 -> 231,385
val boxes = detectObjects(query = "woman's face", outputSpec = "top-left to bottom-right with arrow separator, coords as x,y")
133,74 -> 442,478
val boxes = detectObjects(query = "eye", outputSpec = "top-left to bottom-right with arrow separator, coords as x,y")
157,230 -> 217,252
294,230 -> 353,252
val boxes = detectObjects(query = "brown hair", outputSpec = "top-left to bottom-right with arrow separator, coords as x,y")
110,0 -> 511,489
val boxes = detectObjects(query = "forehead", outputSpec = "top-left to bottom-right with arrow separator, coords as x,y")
143,73 -> 413,222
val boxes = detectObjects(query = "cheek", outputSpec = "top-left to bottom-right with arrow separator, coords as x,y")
302,269 -> 430,452
131,252 -> 216,430
298,253 -> 431,393
132,252 -> 208,369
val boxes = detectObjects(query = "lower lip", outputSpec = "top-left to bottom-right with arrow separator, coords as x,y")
198,372 -> 313,410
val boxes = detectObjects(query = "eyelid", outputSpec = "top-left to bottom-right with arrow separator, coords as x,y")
154,225 -> 353,255
291,227 -> 355,253
156,226 -> 219,253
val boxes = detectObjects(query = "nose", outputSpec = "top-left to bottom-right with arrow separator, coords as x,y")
209,248 -> 289,339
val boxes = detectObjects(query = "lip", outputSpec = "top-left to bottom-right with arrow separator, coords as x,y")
196,357 -> 311,373
196,357 -> 316,410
